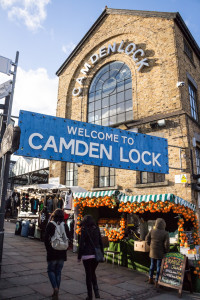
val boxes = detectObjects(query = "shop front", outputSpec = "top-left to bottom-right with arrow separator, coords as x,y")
74,191 -> 200,291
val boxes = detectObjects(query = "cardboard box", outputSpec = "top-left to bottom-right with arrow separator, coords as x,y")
134,241 -> 150,252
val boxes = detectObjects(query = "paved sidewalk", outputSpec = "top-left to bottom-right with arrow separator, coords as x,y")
0,221 -> 199,300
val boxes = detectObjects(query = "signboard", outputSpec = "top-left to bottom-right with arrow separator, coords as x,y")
0,124 -> 14,158
0,80 -> 12,99
16,110 -> 169,173
175,174 -> 187,183
0,55 -> 12,75
49,177 -> 60,185
158,252 -> 187,297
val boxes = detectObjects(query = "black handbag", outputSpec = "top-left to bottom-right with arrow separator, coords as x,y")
86,229 -> 104,263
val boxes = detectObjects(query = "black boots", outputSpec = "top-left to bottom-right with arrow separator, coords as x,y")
93,285 -> 100,298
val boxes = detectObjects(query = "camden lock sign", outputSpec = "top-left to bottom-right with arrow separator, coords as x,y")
73,40 -> 149,97
15,110 -> 169,174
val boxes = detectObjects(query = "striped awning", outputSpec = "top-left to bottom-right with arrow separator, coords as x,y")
73,190 -> 120,199
118,193 -> 196,211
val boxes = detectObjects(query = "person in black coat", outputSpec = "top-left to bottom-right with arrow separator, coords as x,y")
45,209 -> 69,300
78,215 -> 103,300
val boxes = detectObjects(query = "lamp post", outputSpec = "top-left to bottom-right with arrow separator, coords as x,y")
0,51 -> 19,276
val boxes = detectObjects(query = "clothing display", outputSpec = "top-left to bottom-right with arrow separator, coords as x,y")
15,220 -> 22,235
14,189 -> 74,246
46,197 -> 53,213
30,198 -> 39,213
64,191 -> 73,210
21,220 -> 30,237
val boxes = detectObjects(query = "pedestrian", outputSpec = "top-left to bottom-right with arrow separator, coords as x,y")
78,215 -> 103,300
145,218 -> 169,287
44,208 -> 69,300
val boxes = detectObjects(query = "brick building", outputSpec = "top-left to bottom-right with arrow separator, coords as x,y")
50,8 -> 200,215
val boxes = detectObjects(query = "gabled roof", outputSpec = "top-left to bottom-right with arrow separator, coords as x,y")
56,7 -> 200,76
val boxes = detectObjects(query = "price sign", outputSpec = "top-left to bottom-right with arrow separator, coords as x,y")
158,252 -> 187,297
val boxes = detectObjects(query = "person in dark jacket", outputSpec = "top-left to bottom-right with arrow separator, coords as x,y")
78,215 -> 103,300
145,218 -> 170,285
45,209 -> 69,300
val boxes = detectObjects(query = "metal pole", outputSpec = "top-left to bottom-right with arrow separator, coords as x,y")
0,51 -> 19,276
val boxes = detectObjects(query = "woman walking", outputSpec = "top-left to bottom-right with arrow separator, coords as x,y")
45,209 -> 69,300
78,215 -> 103,300
145,218 -> 169,286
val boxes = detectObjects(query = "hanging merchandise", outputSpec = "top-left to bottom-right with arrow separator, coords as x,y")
57,197 -> 64,209
64,189 -> 73,210
28,221 -> 36,238
46,196 -> 53,213
21,220 -> 30,237
15,219 -> 22,235
30,197 -> 39,214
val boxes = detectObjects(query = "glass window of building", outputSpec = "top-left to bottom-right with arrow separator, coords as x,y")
189,81 -> 198,121
88,61 -> 133,126
140,172 -> 165,184
97,167 -> 115,187
66,162 -> 78,186
196,148 -> 200,174
184,40 -> 193,61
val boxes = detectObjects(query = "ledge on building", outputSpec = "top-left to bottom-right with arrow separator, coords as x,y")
134,180 -> 169,188
91,185 -> 121,191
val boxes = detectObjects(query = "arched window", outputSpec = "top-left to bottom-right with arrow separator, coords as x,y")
88,61 -> 133,126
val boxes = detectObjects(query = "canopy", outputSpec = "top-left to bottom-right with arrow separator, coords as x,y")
15,184 -> 87,193
73,190 -> 119,199
118,193 -> 196,211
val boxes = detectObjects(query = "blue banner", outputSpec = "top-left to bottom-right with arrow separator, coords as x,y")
16,110 -> 169,174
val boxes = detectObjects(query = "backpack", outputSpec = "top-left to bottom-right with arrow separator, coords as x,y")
50,221 -> 69,250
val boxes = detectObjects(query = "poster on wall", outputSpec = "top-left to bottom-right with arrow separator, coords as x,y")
15,110 -> 169,174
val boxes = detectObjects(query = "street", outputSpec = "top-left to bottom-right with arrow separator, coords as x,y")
0,221 -> 199,300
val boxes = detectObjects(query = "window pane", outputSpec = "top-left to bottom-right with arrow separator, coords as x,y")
155,173 -> 165,182
110,105 -> 116,116
125,89 -> 132,100
110,94 -> 117,106
102,97 -> 109,107
88,102 -> 94,112
125,78 -> 132,89
117,81 -> 124,93
117,113 -> 125,123
189,82 -> 198,121
117,102 -> 125,114
102,107 -> 109,118
126,110 -> 133,121
117,92 -> 124,103
110,116 -> 117,125
95,100 -> 101,110
88,113 -> 94,123
89,93 -> 94,103
141,172 -> 147,183
125,100 -> 132,111
94,110 -> 101,120
102,118 -> 109,126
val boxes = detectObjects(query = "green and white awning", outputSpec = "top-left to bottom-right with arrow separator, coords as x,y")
73,190 -> 119,199
118,193 -> 196,211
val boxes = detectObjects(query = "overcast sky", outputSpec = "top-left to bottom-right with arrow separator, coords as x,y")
0,0 -> 200,118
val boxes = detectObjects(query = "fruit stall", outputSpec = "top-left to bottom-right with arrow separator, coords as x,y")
73,191 -> 200,291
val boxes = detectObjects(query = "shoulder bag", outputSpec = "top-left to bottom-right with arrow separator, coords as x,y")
86,228 -> 104,263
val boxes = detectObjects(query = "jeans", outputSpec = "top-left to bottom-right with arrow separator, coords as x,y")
149,258 -> 162,281
83,258 -> 98,298
47,260 -> 64,289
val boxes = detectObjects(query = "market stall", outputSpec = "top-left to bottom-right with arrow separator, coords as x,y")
14,184 -> 86,241
74,191 -> 200,291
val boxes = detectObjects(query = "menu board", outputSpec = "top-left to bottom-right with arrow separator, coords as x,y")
158,252 -> 187,297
